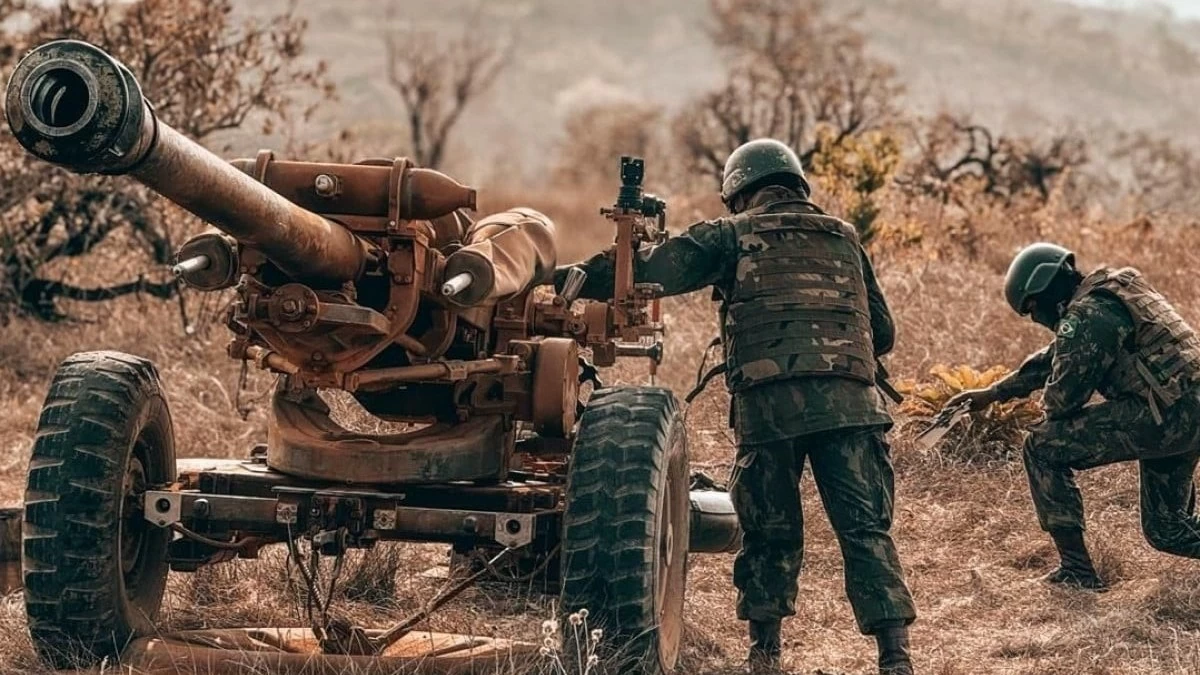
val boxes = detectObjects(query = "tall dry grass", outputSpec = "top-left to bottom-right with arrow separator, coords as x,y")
1,184 -> 1200,674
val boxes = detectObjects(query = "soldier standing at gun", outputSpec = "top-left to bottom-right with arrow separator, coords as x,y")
557,139 -> 917,675
945,244 -> 1200,589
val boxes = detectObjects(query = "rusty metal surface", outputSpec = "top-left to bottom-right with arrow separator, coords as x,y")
531,338 -> 578,437
176,458 -> 562,513
143,491 -> 278,528
136,130 -> 369,285
352,357 -> 515,389
229,159 -> 476,221
268,391 -> 513,484
144,483 -> 553,547
243,345 -> 300,375
118,629 -> 534,675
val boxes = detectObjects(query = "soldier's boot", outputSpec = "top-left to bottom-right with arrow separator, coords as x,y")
1043,528 -> 1107,590
874,622 -> 914,675
746,619 -> 783,674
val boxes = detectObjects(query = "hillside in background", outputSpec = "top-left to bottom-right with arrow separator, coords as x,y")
235,0 -> 1200,182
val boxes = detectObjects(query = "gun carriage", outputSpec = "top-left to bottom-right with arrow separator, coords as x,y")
4,40 -> 739,674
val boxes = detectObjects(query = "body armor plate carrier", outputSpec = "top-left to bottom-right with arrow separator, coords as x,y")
719,200 -> 876,394
1072,267 -> 1200,423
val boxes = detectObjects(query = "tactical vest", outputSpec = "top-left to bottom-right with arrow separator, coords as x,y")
718,200 -> 875,394
1072,267 -> 1200,422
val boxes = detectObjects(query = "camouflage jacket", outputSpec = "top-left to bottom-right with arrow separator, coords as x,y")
991,292 -> 1136,420
556,186 -> 894,445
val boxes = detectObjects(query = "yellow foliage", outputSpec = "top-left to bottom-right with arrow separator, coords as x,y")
811,128 -> 904,240
870,217 -> 925,248
896,363 -> 1042,433
812,128 -> 903,196
929,363 -> 1010,392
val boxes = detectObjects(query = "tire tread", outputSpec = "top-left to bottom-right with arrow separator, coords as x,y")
23,351 -> 172,668
560,386 -> 688,674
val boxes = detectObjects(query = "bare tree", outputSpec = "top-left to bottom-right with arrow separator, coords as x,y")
383,11 -> 509,170
0,0 -> 330,319
897,112 -> 1088,206
673,0 -> 903,185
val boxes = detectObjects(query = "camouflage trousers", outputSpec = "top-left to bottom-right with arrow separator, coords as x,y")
1023,391 -> 1200,558
730,426 -> 917,634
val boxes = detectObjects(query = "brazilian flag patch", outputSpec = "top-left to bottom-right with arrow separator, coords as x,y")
1057,316 -> 1078,339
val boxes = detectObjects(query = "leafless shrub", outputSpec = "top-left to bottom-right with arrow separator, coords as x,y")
897,112 -> 1089,208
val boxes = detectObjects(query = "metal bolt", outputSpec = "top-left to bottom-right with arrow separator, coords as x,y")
462,516 -> 478,534
314,174 -> 337,197
193,498 -> 211,518
505,518 -> 522,534
155,498 -> 172,513
281,299 -> 300,314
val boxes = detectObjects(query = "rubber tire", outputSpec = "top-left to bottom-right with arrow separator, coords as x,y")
560,387 -> 690,674
24,351 -> 176,668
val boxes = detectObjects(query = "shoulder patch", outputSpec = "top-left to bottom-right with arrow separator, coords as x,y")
1057,316 -> 1078,339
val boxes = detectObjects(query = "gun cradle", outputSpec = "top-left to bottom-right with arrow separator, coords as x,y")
215,156 -> 576,483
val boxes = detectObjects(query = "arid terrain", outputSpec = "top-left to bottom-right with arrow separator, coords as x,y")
2,1 -> 1200,674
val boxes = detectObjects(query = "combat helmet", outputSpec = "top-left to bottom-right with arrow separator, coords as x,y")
721,138 -> 810,205
1004,243 -> 1076,314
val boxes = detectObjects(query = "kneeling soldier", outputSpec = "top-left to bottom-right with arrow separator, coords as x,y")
947,243 -> 1200,589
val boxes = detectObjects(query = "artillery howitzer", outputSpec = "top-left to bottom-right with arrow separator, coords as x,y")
5,41 -> 739,674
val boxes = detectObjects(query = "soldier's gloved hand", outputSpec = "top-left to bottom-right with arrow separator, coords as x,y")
944,388 -> 1000,412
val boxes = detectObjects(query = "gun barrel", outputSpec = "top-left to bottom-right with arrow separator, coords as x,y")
4,40 -> 366,285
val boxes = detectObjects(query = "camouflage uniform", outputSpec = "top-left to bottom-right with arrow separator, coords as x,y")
558,186 -> 917,634
990,268 -> 1200,556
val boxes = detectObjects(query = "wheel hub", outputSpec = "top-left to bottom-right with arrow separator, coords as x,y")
120,457 -> 148,580
654,455 -> 688,670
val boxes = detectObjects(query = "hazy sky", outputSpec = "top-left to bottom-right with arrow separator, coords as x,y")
1070,0 -> 1200,17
